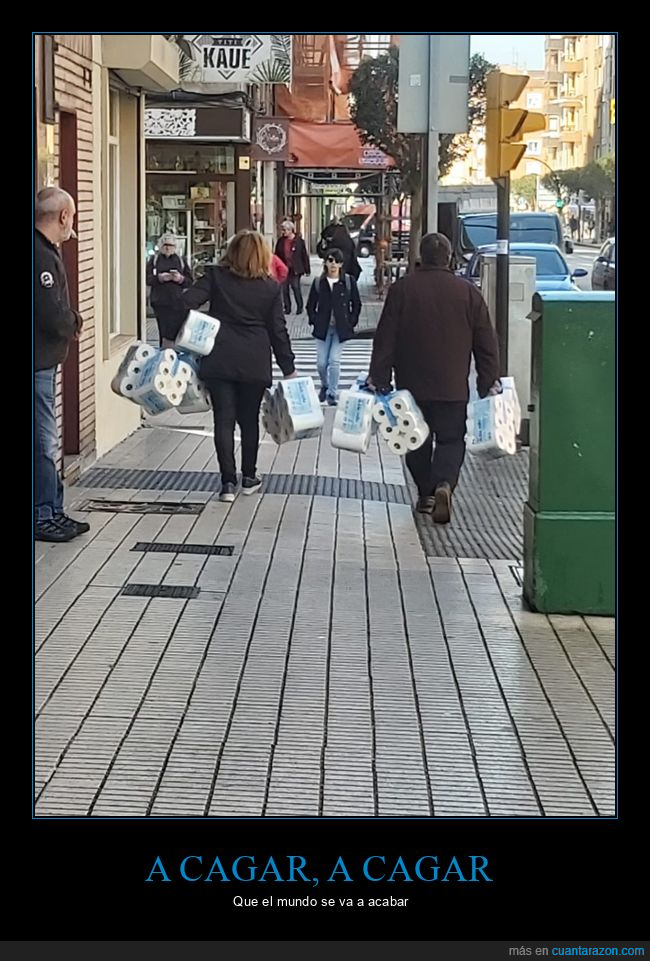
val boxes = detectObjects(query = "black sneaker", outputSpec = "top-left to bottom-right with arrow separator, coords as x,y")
56,513 -> 90,536
241,475 -> 262,496
433,483 -> 452,524
318,386 -> 328,403
219,482 -> 237,503
35,518 -> 76,543
416,495 -> 435,514
326,392 -> 338,406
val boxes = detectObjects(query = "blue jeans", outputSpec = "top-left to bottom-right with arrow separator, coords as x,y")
34,367 -> 63,522
316,327 -> 343,396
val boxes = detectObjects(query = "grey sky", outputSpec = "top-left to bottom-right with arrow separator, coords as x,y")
470,34 -> 545,71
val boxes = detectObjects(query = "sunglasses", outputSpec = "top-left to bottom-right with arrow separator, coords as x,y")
325,257 -> 342,264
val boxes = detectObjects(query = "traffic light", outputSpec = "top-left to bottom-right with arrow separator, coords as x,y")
555,198 -> 565,210
485,70 -> 546,179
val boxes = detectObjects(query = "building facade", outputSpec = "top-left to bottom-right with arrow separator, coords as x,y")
35,34 -> 179,475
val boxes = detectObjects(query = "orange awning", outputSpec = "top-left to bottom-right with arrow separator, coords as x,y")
286,121 -> 394,170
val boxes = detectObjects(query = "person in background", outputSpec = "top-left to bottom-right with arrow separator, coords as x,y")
146,233 -> 193,347
274,220 -> 310,315
270,252 -> 289,284
306,247 -> 361,406
183,231 -> 297,503
317,220 -> 362,281
34,187 -> 90,542
369,232 -> 500,525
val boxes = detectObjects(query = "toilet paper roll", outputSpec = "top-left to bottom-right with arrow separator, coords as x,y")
132,343 -> 157,363
398,411 -> 421,431
171,358 -> 194,383
279,377 -> 324,434
404,424 -> 429,451
117,342 -> 156,376
331,425 -> 371,453
372,397 -> 399,426
111,373 -> 137,398
379,422 -> 400,439
388,389 -> 417,416
386,433 -> 409,456
131,354 -> 173,392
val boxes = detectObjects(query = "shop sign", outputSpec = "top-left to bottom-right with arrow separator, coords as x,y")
251,118 -> 290,162
178,35 -> 291,86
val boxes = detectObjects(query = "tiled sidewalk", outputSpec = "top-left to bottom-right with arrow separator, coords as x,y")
34,409 -> 615,818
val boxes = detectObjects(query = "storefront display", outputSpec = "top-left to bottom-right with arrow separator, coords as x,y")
145,142 -> 236,273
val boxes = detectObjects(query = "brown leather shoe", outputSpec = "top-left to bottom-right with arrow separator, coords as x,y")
433,483 -> 452,524
416,495 -> 435,514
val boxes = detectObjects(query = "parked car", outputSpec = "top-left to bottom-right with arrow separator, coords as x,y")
462,243 -> 588,292
591,238 -> 616,290
458,211 -> 574,265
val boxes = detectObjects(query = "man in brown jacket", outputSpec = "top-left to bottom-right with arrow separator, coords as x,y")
369,232 -> 500,523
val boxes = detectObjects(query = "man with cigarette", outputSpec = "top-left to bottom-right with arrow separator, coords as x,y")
34,186 -> 89,543
368,232 -> 500,524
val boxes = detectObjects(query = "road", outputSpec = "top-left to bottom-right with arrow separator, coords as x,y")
567,244 -> 597,291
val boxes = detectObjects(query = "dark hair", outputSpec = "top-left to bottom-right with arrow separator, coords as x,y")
323,247 -> 344,264
420,232 -> 452,267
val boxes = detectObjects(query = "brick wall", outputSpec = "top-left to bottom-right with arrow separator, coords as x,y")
52,36 -> 96,474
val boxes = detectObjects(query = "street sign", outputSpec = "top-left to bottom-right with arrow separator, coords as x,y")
397,34 -> 469,134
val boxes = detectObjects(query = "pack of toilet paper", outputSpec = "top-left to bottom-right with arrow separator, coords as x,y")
371,389 -> 429,457
261,377 -> 324,445
175,310 -> 221,356
110,342 -> 212,416
110,343 -> 158,398
466,394 -> 517,458
331,390 -> 375,453
499,376 -> 522,434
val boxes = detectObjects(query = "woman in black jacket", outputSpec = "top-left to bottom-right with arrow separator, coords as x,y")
183,230 -> 297,502
306,247 -> 361,405
146,233 -> 193,346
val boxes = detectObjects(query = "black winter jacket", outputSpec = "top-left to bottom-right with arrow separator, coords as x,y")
34,229 -> 82,370
146,253 -> 193,310
182,266 -> 296,386
306,274 -> 361,343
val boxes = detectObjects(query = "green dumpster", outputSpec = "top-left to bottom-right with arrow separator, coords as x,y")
524,291 -> 615,614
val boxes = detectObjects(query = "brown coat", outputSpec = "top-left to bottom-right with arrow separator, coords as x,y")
369,265 -> 500,402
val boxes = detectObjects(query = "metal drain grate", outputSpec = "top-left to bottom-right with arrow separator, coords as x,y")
79,499 -> 205,515
413,450 -> 529,561
121,584 -> 201,599
78,468 -> 411,505
131,542 -> 234,556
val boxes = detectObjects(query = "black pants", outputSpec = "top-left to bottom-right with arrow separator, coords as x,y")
205,379 -> 265,486
154,307 -> 186,346
282,274 -> 303,313
405,400 -> 467,497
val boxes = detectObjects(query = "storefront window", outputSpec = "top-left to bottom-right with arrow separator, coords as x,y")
146,142 -> 235,174
146,141 -> 236,274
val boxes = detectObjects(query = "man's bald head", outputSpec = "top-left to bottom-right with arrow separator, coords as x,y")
36,187 -> 76,244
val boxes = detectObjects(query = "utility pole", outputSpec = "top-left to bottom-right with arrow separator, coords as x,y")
426,34 -> 440,234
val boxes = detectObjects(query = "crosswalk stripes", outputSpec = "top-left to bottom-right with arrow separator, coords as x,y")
272,339 -> 374,387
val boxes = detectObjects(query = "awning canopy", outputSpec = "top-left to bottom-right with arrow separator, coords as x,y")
286,121 -> 394,170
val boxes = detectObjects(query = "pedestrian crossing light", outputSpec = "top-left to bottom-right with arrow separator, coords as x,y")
485,70 -> 546,179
